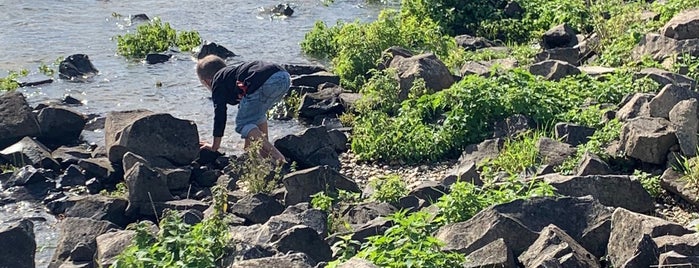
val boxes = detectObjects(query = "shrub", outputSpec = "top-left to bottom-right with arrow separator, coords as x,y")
369,174 -> 408,204
116,17 -> 201,59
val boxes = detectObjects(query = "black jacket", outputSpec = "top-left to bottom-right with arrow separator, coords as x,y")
211,61 -> 283,137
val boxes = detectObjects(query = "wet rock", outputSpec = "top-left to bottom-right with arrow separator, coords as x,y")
632,33 -> 699,62
271,225 -> 332,263
124,162 -> 174,216
106,112 -> 199,165
544,174 -> 653,213
519,224 -> 600,268
229,252 -> 316,268
196,41 -> 236,59
542,23 -> 578,49
36,106 -> 86,147
58,164 -> 87,187
0,219 -> 35,268
435,196 -> 613,258
129,13 -> 149,23
661,9 -> 699,40
575,152 -> 611,176
464,238 -> 517,268
661,168 -> 699,207
16,73 -> 53,88
669,99 -> 698,156
537,137 -> 576,167
620,117 -> 677,165
271,3 -> 294,16
389,53 -> 454,101
230,193 -> 284,224
0,137 -> 60,171
291,71 -> 340,89
281,64 -> 328,76
460,58 -> 518,77
298,86 -> 345,120
607,208 -> 694,268
616,93 -> 653,121
0,91 -> 40,149
145,53 -> 171,64
49,217 -> 119,268
4,165 -> 54,188
95,230 -> 136,268
283,165 -> 360,205
84,116 -> 105,131
58,54 -> 98,81
529,60 -> 581,81
62,195 -> 130,227
636,68 -> 696,91
275,126 -> 341,169
554,122 -> 596,146
455,35 -> 496,51
327,129 -> 348,153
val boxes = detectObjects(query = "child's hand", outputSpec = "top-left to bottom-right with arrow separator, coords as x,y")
199,141 -> 216,151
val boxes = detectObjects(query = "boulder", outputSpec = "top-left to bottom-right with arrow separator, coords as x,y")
616,93 -> 653,121
124,162 -> 174,216
51,145 -> 92,166
327,129 -> 348,153
36,106 -> 86,147
529,60 -> 581,81
659,251 -> 699,267
49,217 -> 119,268
544,174 -> 654,213
554,123 -> 596,146
104,110 -> 153,155
271,225 -> 332,263
281,64 -> 328,76
620,117 -> 677,165
519,225 -> 600,268
95,230 -> 136,268
537,137 -> 576,167
460,59 -> 518,77
78,157 -> 117,183
442,160 -> 482,187
229,193 -> 284,224
542,23 -> 578,49
298,86 -> 345,120
61,195 -> 130,227
341,202 -> 397,227
575,152 -> 611,176
4,165 -> 54,189
145,53 -> 171,64
463,238 -> 517,268
669,99 -> 699,156
660,168 -> 699,207
635,68 -> 696,90
228,252 -> 316,268
607,208 -> 694,268
0,91 -> 40,149
195,42 -> 236,59
336,258 -> 379,268
291,71 -> 340,89
389,53 -> 455,101
408,181 -> 446,202
106,112 -> 199,165
0,137 -> 60,171
455,35 -> 496,51
274,126 -> 341,169
661,9 -> 699,40
535,47 -> 581,66
283,165 -> 360,205
0,219 -> 35,268
457,138 -> 504,167
435,196 -> 613,258
57,164 -> 87,187
632,33 -> 699,61
654,233 -> 699,257
492,114 -> 534,138
58,54 -> 98,81
263,203 -> 328,238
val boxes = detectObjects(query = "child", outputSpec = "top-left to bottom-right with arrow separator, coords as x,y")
196,55 -> 289,163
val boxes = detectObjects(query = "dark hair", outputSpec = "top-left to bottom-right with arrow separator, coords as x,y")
196,55 -> 226,81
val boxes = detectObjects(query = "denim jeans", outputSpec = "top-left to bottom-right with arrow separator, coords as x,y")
235,70 -> 291,138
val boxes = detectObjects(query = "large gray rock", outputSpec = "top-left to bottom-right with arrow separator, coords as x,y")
543,174 -> 654,213
575,152 -> 611,176
124,162 -> 174,216
95,230 -> 136,268
620,117 -> 677,165
389,53 -> 455,101
0,91 -> 40,148
658,250 -> 699,267
660,168 -> 699,207
455,35 -> 496,51
106,112 -> 199,165
270,225 -> 332,263
442,160 -> 482,187
457,138 -> 504,167
435,196 -> 613,258
49,217 -> 119,268
340,202 -> 397,227
635,68 -> 696,91
78,157 -> 117,183
661,9 -> 699,40
654,233 -> 699,257
0,219 -> 35,268
669,99 -> 699,156
3,165 -> 54,188
607,208 -> 694,268
633,33 -> 699,61
542,23 -> 578,49
298,86 -> 345,120
463,238 -> 517,268
283,165 -> 360,205
616,93 -> 653,121
229,193 -> 284,224
291,71 -> 340,90
104,110 -> 153,152
58,54 -> 98,81
518,224 -> 600,268
336,258 -> 379,268
262,203 -> 328,238
555,123 -> 596,146
228,252 -> 316,268
61,195 -> 130,227
537,137 -> 576,167
535,47 -> 581,66
460,58 -> 518,77
36,106 -> 86,147
529,60 -> 581,81
275,126 -> 340,170
0,137 -> 60,171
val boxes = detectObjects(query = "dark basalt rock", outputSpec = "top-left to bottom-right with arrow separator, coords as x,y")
196,42 -> 236,59
272,3 -> 294,16
58,54 -> 99,81
145,53 -> 171,64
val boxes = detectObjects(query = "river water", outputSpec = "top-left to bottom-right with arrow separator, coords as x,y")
0,0 -> 381,266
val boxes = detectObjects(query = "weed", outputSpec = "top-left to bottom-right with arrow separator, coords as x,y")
480,131 -> 543,179
369,174 -> 408,204
633,170 -> 662,197
557,119 -> 623,174
100,182 -> 128,198
676,155 -> 699,189
0,69 -> 28,91
116,17 -> 201,59
234,141 -> 283,194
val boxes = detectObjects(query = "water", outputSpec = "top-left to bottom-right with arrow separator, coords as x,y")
0,0 -> 381,266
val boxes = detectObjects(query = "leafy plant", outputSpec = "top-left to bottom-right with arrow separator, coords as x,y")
116,17 -> 201,59
234,141 -> 283,194
0,69 -> 28,91
557,119 -> 623,174
369,174 -> 408,204
480,131 -> 543,179
675,155 -> 699,189
633,170 -> 662,197
100,182 -> 128,198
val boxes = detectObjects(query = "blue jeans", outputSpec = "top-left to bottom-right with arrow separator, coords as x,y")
235,70 -> 291,138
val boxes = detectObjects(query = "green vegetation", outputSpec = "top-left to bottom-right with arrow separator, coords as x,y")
234,141 -> 283,194
557,119 -> 624,174
633,170 -> 663,198
369,174 -> 408,204
113,186 -> 229,267
0,69 -> 28,91
116,17 -> 202,59
676,155 -> 699,189
100,182 -> 128,198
